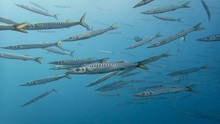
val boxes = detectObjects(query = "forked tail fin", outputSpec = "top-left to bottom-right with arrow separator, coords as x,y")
53,14 -> 59,20
136,59 -> 148,70
13,22 -> 28,33
34,57 -> 43,64
70,50 -> 75,57
186,84 -> 196,92
193,22 -> 204,31
155,32 -> 162,38
109,23 -> 117,30
99,58 -> 109,63
181,2 -> 191,8
65,73 -> 72,79
55,40 -> 63,49
52,88 -> 58,92
79,13 -> 91,31
201,65 -> 208,69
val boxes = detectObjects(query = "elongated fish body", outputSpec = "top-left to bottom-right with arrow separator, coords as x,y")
120,72 -> 139,78
16,4 -> 58,20
23,13 -> 89,30
141,2 -> 190,14
201,0 -> 211,20
153,15 -> 182,22
20,74 -> 71,86
49,64 -> 84,70
86,71 -> 118,87
148,22 -> 204,48
0,52 -> 43,64
118,67 -> 136,75
197,34 -> 220,42
62,23 -> 117,41
49,57 -> 109,65
125,32 -> 162,50
67,59 -> 148,74
44,47 -> 74,57
21,89 -> 57,107
167,65 -> 208,76
0,22 -> 28,33
1,41 -> 62,50
0,17 -> 18,24
134,85 -> 195,97
133,0 -> 154,8
142,52 -> 170,64
96,80 -> 128,91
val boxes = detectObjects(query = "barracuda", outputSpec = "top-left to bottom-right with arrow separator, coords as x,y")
67,59 -> 148,74
23,13 -> 89,30
0,52 -> 43,64
148,22 -> 204,48
197,34 -> 220,42
20,74 -> 71,86
62,23 -> 117,41
134,85 -> 195,97
1,41 -> 62,50
21,89 -> 57,107
44,47 -> 74,57
141,2 -> 190,14
16,4 -> 58,20
133,0 -> 154,8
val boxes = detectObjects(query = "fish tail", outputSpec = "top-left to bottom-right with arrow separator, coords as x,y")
52,88 -> 58,92
155,32 -> 162,38
65,73 -> 72,79
182,2 -> 190,8
70,50 -> 75,57
109,23 -> 117,30
185,84 -> 196,92
55,40 -> 63,49
79,13 -> 91,31
13,22 -> 28,33
136,60 -> 148,70
162,51 -> 170,57
100,58 -> 109,63
34,57 -> 43,64
193,22 -> 204,31
53,14 -> 59,20
201,65 -> 208,69
178,18 -> 182,22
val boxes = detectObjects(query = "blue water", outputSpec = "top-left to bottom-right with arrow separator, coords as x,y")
1,0 -> 220,124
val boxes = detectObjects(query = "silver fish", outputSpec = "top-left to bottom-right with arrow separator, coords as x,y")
24,13 -> 89,30
21,89 -> 57,107
141,2 -> 190,14
67,59 -> 148,74
1,41 -> 62,50
86,71 -> 118,87
133,0 -> 154,8
125,32 -> 162,50
167,65 -> 208,76
142,52 -> 170,64
20,74 -> 71,86
44,47 -> 74,57
201,0 -> 211,20
97,50 -> 114,55
134,85 -> 195,97
62,23 -> 117,42
15,4 -> 58,20
0,17 -> 18,24
147,22 -> 204,48
197,34 -> 220,41
0,22 -> 28,33
49,57 -> 109,65
96,80 -> 128,91
0,52 -> 43,64
153,15 -> 182,22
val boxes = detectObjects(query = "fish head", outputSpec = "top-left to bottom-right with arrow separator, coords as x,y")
197,35 -> 216,41
67,67 -> 87,74
141,9 -> 155,14
134,92 -> 146,97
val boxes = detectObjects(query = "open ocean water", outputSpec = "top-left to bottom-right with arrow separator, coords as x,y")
0,0 -> 220,124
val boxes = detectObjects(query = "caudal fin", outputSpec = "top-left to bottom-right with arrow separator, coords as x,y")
79,13 -> 91,31
136,60 -> 148,70
181,2 -> 191,8
178,18 -> 182,22
186,84 -> 196,92
201,65 -> 208,69
70,50 -> 75,57
55,40 -> 63,49
34,57 -> 43,64
13,22 -> 28,33
65,73 -> 72,79
52,88 -> 58,92
193,22 -> 204,31
100,58 -> 109,63
155,32 -> 162,38
53,14 -> 59,20
162,51 -> 170,57
109,23 -> 117,30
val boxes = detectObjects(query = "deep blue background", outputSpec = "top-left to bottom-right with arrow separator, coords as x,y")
1,0 -> 220,124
